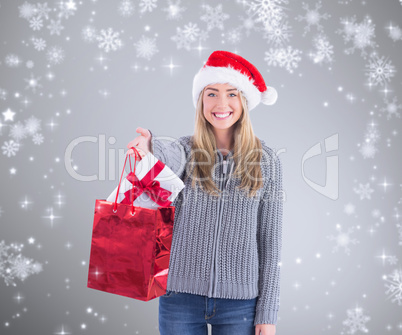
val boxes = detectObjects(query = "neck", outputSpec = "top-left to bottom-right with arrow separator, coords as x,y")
213,128 -> 234,154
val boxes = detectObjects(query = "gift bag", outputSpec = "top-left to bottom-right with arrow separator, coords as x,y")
87,147 -> 175,301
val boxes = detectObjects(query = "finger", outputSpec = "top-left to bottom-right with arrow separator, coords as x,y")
136,127 -> 150,138
127,139 -> 137,148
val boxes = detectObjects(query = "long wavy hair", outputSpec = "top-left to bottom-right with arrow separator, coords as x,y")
186,86 -> 264,198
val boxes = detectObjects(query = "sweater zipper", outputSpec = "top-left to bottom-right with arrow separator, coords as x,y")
209,153 -> 231,297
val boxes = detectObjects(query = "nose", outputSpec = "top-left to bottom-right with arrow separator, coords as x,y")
216,95 -> 229,109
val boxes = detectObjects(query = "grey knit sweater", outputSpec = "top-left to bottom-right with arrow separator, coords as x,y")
149,130 -> 283,326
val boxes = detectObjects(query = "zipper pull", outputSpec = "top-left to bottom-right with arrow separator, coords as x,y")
222,159 -> 228,174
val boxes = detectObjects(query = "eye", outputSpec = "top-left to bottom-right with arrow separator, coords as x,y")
229,93 -> 237,97
207,93 -> 216,97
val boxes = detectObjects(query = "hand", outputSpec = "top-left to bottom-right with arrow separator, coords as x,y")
126,127 -> 152,159
255,324 -> 276,335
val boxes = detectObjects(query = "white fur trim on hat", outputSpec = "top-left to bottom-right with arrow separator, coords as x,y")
261,86 -> 278,105
192,65 -> 263,111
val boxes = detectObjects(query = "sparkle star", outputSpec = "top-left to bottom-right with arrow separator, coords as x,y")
3,108 -> 16,121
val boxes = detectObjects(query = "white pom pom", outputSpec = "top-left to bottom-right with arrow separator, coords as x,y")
261,86 -> 278,105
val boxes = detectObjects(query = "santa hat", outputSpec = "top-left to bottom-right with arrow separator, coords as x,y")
192,50 -> 278,111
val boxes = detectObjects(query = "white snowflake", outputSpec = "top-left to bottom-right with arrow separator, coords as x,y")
327,224 -> 359,256
18,2 -> 37,20
182,22 -> 200,42
358,142 -> 377,159
2,140 -> 20,157
29,16 -> 43,31
364,121 -> 380,144
380,96 -> 402,120
171,27 -> 192,51
47,19 -> 64,36
387,24 -> 402,42
118,0 -> 135,17
10,122 -> 28,141
134,35 -> 159,60
226,27 -> 243,44
353,182 -> 373,200
295,1 -> 331,37
24,73 -> 42,93
262,20 -> 292,47
46,45 -> 65,65
5,54 -> 22,67
32,133 -> 44,145
35,3 -> 52,20
25,116 -> 42,135
264,46 -> 302,73
200,4 -> 230,31
384,268 -> 402,305
246,0 -> 289,30
342,305 -> 370,334
139,0 -> 158,14
31,37 -> 46,51
365,53 -> 396,87
238,14 -> 260,37
57,0 -> 77,20
162,0 -> 186,20
337,16 -> 377,58
97,28 -> 123,53
310,33 -> 334,64
0,240 -> 43,286
81,25 -> 98,43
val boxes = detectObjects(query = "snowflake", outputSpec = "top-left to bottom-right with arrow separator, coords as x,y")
337,16 -> 377,58
171,27 -> 192,51
342,305 -> 370,334
365,53 -> 396,87
25,116 -> 42,135
238,14 -> 260,37
29,16 -> 43,31
364,121 -> 380,144
182,22 -> 200,42
118,0 -> 135,17
380,96 -> 402,120
32,133 -> 44,145
57,0 -> 77,20
353,182 -> 373,200
387,24 -> 402,42
295,1 -> 331,37
10,122 -> 28,141
343,203 -> 355,215
226,27 -> 243,44
47,19 -> 64,36
162,0 -> 186,20
2,140 -> 20,157
5,54 -> 22,67
264,46 -> 302,73
246,0 -> 289,30
0,240 -> 43,286
139,0 -> 158,14
384,268 -> 402,306
97,28 -> 123,53
310,33 -> 334,64
262,20 -> 292,47
31,37 -> 46,51
0,88 -> 8,100
46,45 -> 65,65
81,25 -> 97,43
134,35 -> 159,60
35,3 -> 51,20
24,73 -> 42,93
200,4 -> 230,31
18,2 -> 37,20
359,142 -> 377,159
327,224 -> 359,256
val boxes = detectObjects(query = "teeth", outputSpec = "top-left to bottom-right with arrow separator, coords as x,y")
214,113 -> 230,118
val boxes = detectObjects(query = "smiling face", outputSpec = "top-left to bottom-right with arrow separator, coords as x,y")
202,83 -> 243,131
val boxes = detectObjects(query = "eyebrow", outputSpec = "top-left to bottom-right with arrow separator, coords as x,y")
205,88 -> 238,92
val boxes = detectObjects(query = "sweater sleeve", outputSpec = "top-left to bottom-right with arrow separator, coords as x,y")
254,150 -> 284,326
148,129 -> 188,180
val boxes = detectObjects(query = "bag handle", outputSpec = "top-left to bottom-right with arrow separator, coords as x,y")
113,146 -> 141,215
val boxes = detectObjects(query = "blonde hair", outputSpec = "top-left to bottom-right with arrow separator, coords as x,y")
185,86 -> 264,198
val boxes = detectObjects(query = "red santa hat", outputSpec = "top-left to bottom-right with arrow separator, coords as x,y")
192,50 -> 278,111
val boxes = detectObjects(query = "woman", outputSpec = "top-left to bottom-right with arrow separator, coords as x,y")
127,50 -> 283,335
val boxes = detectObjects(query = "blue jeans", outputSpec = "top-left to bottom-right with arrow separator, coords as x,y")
158,290 -> 257,335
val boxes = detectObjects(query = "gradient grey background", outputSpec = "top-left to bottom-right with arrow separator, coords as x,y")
1,0 -> 401,334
